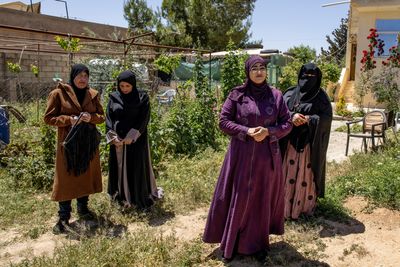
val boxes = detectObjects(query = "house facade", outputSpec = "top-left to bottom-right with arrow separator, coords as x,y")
339,0 -> 400,109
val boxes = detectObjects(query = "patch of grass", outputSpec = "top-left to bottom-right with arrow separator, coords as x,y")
315,193 -> 351,222
156,148 -> 224,213
0,184 -> 55,232
277,221 -> 328,262
335,123 -> 362,133
340,243 -> 369,260
13,231 -> 204,267
88,147 -> 224,226
0,99 -> 224,232
328,144 -> 400,210
0,147 -> 224,231
24,226 -> 48,240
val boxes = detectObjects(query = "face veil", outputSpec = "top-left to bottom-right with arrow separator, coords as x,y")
287,63 -> 322,111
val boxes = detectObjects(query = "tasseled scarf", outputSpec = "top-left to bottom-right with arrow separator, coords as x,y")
63,122 -> 101,176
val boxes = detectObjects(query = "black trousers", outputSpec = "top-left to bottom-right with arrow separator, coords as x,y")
58,195 -> 89,220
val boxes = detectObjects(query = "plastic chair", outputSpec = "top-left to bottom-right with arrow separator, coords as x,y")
157,89 -> 176,105
394,112 -> 400,133
345,110 -> 387,156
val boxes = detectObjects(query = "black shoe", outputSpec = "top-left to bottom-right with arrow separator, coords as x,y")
52,219 -> 70,235
222,256 -> 233,263
253,249 -> 268,262
78,209 -> 96,220
221,252 -> 234,263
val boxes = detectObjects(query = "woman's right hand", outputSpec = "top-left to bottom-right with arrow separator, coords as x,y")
248,127 -> 269,142
292,113 -> 308,126
247,126 -> 262,136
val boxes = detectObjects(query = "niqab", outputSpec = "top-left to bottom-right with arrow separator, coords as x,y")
287,63 -> 322,112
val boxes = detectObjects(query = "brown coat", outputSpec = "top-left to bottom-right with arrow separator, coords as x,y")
44,83 -> 105,201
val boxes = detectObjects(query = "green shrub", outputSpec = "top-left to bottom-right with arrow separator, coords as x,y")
220,40 -> 247,101
153,54 -> 181,75
319,61 -> 341,89
329,145 -> 400,210
1,141 -> 53,191
277,60 -> 303,91
335,95 -> 352,117
148,99 -> 170,172
40,123 -> 56,165
163,92 -> 219,156
193,52 -> 209,98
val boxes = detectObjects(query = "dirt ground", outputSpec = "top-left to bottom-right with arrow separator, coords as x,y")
1,120 -> 399,266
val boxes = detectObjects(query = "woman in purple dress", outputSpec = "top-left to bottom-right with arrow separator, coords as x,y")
203,55 -> 292,261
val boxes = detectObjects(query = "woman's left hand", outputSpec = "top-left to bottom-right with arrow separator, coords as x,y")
252,127 -> 269,142
81,112 -> 91,123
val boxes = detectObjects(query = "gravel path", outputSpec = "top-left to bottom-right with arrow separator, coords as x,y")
327,119 -> 364,163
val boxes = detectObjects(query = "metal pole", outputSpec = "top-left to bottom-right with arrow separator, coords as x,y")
209,52 -> 212,90
322,1 -> 350,7
65,2 -> 69,19
36,43 -> 40,121
123,42 -> 127,67
55,0 -> 69,19
0,24 -> 213,54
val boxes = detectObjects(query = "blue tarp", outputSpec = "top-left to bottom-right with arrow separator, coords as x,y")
0,107 -> 10,147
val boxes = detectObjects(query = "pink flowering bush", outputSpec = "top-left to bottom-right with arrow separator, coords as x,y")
360,28 -> 385,71
366,32 -> 400,113
383,44 -> 400,68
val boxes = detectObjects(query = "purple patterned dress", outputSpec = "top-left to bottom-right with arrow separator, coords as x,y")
203,82 -> 292,258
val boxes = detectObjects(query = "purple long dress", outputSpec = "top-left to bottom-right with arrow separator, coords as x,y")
203,57 -> 292,259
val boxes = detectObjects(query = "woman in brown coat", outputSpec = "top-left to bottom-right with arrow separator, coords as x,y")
44,64 -> 105,234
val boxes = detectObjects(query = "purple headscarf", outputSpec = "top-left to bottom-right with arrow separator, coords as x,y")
244,55 -> 267,83
229,55 -> 269,101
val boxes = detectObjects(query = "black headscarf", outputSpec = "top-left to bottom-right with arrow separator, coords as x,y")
69,64 -> 89,105
287,63 -> 322,111
117,70 -> 140,106
107,70 -> 149,138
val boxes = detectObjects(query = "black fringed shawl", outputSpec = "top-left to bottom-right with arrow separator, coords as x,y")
63,120 -> 101,176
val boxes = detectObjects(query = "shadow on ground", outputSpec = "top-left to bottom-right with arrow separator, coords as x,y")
118,201 -> 176,227
64,216 -> 127,240
206,241 -> 330,267
285,210 -> 365,238
318,216 -> 365,237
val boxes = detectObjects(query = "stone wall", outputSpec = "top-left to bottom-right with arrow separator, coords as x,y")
0,51 -> 71,101
0,7 -> 129,101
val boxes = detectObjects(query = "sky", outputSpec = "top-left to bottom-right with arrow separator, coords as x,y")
2,0 -> 350,53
